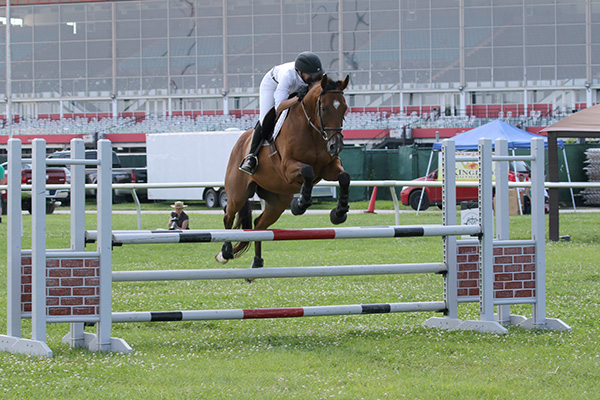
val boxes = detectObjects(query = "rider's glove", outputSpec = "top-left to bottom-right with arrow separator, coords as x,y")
297,85 -> 309,102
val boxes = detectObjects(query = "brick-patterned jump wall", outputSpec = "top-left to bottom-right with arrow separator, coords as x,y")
21,256 -> 100,317
456,244 -> 536,301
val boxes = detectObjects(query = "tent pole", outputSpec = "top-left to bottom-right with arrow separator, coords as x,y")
562,147 -> 576,211
417,150 -> 434,215
512,149 -> 524,215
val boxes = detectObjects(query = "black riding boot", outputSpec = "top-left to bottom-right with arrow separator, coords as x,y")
239,121 -> 263,175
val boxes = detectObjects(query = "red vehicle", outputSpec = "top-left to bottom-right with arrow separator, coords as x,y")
400,161 -> 531,211
1,162 -> 69,215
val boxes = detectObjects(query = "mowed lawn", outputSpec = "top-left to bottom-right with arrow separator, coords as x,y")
0,205 -> 599,399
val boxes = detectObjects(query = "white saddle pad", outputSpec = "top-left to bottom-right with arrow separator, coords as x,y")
263,109 -> 288,145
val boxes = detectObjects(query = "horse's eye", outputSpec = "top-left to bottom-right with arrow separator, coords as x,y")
321,106 -> 327,113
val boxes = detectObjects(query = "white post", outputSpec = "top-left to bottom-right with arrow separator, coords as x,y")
95,139 -> 113,352
442,139 -> 458,320
455,138 -> 507,333
478,138 -> 495,323
68,139 -> 86,347
495,139 -> 512,324
422,139 -> 463,330
531,137 -> 546,326
519,138 -> 570,331
6,139 -> 22,337
31,139 -> 47,343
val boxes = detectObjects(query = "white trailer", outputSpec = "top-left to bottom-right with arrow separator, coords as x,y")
146,131 -> 244,208
146,130 -> 336,208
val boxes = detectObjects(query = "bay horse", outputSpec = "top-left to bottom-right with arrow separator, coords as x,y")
216,74 -> 351,269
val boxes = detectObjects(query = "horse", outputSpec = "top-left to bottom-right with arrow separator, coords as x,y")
216,74 -> 351,269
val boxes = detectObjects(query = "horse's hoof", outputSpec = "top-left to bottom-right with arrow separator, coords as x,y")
291,198 -> 309,215
252,257 -> 264,269
221,242 -> 234,259
215,252 -> 229,264
330,208 -> 348,225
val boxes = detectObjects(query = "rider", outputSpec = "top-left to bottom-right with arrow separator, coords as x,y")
239,51 -> 324,175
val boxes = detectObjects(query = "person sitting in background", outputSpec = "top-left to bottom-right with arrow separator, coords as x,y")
168,201 -> 189,230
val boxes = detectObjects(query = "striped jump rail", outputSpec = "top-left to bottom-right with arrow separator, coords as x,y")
86,224 -> 482,245
112,301 -> 448,323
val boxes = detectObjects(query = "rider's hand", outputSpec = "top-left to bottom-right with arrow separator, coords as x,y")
297,85 -> 309,102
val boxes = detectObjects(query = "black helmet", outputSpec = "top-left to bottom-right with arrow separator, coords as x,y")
295,51 -> 323,75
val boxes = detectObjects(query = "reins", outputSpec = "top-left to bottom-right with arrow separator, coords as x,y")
300,89 -> 345,142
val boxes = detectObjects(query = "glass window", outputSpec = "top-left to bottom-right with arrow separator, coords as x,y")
87,21 -> 111,41
171,57 -> 196,75
116,40 -> 141,58
402,30 -> 430,50
88,59 -> 112,78
141,0 -> 168,19
557,24 -> 586,45
282,14 -> 310,34
142,58 -> 168,76
116,58 -> 141,78
61,20 -> 86,41
87,3 -> 112,21
34,43 -> 59,61
61,60 -> 86,79
116,20 -> 141,39
465,47 -> 492,68
526,46 -> 556,66
464,7 -> 492,27
494,28 -> 523,47
197,17 -> 223,36
371,31 -> 399,51
170,38 -> 197,57
169,18 -> 197,38
34,61 -> 59,79
115,2 -> 141,20
556,45 -> 586,65
254,35 -> 282,54
344,32 -> 370,52
87,41 -> 112,60
142,39 -> 168,58
431,8 -> 459,29
227,16 -> 252,35
197,37 -> 223,56
12,61 -> 33,80
493,47 -> 523,67
255,15 -> 281,35
343,11 -> 370,32
431,29 -> 459,49
525,26 -> 556,46
142,19 -> 167,39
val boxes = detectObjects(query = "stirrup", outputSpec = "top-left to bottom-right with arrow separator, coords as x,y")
239,154 -> 258,175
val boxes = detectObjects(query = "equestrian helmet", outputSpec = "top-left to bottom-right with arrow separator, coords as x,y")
295,52 -> 323,75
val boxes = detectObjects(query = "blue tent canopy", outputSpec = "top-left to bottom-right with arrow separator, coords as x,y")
432,119 -> 564,151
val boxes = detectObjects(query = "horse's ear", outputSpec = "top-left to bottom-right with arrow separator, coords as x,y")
321,74 -> 329,90
340,75 -> 349,90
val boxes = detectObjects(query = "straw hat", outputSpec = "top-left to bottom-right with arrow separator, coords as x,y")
170,201 -> 188,209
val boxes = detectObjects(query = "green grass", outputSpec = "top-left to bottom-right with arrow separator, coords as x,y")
0,204 -> 599,399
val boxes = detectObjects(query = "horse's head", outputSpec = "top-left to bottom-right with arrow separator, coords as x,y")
303,74 -> 349,157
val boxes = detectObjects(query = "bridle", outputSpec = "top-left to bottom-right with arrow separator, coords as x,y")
300,89 -> 345,142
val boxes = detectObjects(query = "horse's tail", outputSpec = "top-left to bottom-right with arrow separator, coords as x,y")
231,199 -> 252,258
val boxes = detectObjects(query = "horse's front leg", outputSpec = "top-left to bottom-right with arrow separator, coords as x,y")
330,171 -> 350,224
290,165 -> 315,216
321,160 -> 350,225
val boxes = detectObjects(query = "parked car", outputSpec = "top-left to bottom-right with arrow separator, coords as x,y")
1,162 -> 69,214
400,161 -> 533,211
46,149 -> 146,201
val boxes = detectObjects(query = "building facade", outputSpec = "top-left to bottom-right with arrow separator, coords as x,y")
1,0 -> 599,120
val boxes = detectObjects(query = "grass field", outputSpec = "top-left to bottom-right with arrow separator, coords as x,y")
0,202 -> 599,399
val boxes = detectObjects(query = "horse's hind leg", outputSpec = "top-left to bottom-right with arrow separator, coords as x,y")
290,165 -> 314,215
251,191 -> 294,269
330,171 -> 350,224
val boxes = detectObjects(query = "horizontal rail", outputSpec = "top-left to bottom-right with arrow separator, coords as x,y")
4,180 -> 600,192
86,225 -> 482,244
111,301 -> 447,323
113,263 -> 447,282
45,158 -> 100,166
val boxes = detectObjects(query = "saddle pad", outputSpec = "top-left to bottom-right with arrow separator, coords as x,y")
265,108 -> 288,144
